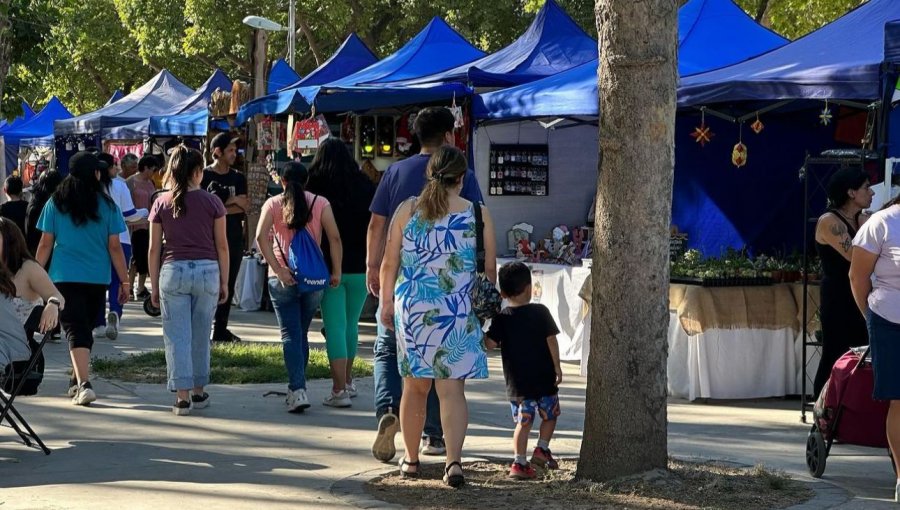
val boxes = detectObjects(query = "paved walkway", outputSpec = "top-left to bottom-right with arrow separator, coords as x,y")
0,304 -> 896,508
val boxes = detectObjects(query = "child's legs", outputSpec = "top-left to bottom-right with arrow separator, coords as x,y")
535,394 -> 561,445
511,400 -> 537,456
538,418 -> 557,443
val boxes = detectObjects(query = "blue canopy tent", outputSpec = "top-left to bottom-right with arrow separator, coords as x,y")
474,0 -> 788,120
0,102 -> 36,134
236,33 -> 377,123
104,69 -> 232,140
104,90 -> 124,107
267,59 -> 302,95
1,97 -> 72,175
394,0 -> 597,88
54,70 -> 192,137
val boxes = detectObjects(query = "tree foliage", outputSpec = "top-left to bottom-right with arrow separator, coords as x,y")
734,0 -> 865,40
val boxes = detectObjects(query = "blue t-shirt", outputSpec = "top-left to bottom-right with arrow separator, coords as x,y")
369,153 -> 484,219
37,195 -> 127,285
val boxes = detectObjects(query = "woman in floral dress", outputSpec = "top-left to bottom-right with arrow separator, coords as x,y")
380,146 -> 497,487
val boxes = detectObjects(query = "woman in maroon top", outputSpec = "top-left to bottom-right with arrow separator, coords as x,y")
149,146 -> 229,416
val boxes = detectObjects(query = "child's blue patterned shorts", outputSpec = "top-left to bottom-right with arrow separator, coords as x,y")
509,394 -> 561,424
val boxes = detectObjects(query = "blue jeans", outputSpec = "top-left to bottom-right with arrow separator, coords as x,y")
96,243 -> 132,327
268,277 -> 324,391
159,260 -> 220,391
374,306 -> 443,439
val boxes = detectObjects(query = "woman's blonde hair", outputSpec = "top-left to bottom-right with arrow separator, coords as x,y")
418,146 -> 468,222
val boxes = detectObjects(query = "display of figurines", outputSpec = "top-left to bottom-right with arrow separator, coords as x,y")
508,222 -> 535,253
516,239 -> 535,260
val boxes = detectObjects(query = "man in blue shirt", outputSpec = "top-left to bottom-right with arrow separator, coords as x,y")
366,107 -> 483,462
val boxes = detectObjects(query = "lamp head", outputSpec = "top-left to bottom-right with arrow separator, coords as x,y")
242,16 -> 286,31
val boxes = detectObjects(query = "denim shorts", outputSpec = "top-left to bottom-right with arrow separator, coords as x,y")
510,394 -> 561,424
867,310 -> 900,400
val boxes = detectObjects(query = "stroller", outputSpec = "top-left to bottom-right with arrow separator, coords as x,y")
805,346 -> 892,477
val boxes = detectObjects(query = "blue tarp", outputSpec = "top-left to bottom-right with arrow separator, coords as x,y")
679,0 -> 900,106
104,90 -> 124,106
397,0 -> 597,87
236,33 -> 377,123
2,97 -> 72,173
0,102 -> 36,133
55,70 -> 192,136
104,69 -> 232,139
267,59 -> 301,95
475,0 -> 788,120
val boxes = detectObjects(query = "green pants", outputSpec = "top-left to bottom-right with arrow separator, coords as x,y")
321,273 -> 368,360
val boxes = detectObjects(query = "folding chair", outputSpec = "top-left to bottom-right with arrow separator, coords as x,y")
0,306 -> 51,455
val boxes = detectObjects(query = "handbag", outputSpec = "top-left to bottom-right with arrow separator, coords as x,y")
470,203 -> 502,322
274,196 -> 330,292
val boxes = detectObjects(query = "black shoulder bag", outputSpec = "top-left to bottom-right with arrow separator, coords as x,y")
470,203 -> 502,323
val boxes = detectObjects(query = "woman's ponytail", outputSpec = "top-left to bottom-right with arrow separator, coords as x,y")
282,162 -> 311,230
418,146 -> 468,222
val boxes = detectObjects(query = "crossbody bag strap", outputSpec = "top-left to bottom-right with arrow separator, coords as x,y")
473,202 -> 485,274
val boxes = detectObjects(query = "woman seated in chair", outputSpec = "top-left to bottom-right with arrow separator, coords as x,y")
0,218 -> 62,335
0,259 -> 30,374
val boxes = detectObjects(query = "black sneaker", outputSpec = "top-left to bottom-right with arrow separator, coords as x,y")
191,392 -> 210,409
173,399 -> 191,416
136,288 -> 150,300
213,330 -> 242,343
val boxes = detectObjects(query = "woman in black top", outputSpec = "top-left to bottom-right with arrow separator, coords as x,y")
813,168 -> 874,396
25,170 -> 63,256
307,138 -> 376,407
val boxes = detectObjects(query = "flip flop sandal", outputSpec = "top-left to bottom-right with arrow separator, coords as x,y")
399,457 -> 420,479
443,461 -> 465,488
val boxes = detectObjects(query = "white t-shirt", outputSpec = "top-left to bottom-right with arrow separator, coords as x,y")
108,176 -> 148,246
853,205 -> 900,324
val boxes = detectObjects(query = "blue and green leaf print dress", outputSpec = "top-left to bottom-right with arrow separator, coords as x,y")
395,205 -> 488,380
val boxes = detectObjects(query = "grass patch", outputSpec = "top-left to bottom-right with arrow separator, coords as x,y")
92,342 -> 373,384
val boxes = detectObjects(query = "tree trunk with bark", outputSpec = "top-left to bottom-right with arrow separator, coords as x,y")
577,0 -> 677,482
0,0 -> 11,110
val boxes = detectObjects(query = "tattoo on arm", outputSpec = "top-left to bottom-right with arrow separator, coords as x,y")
830,223 -> 852,253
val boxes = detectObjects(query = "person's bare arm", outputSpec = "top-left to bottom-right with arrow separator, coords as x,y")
149,222 -> 163,307
213,216 -> 230,304
108,235 -> 130,304
379,203 -> 411,330
849,247 -> 878,317
35,232 -> 54,267
816,215 -> 854,261
321,205 -> 343,287
481,205 -> 498,284
26,260 -> 64,333
254,204 -> 294,286
547,334 -> 562,385
225,194 -> 250,214
366,214 -> 387,295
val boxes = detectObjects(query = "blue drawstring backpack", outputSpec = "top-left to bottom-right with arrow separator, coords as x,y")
275,196 -> 330,292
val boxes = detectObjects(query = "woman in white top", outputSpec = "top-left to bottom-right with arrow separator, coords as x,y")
96,152 -> 147,340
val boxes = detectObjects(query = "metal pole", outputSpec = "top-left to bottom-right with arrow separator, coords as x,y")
288,0 -> 296,68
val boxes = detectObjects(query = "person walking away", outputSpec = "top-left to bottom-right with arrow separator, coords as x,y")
307,138 -> 375,407
485,261 -> 562,480
379,146 -> 496,487
367,107 -> 484,462
256,162 -> 341,412
202,133 -> 249,343
127,155 -> 160,299
813,169 -> 873,396
1,175 -> 28,235
35,151 -> 129,406
25,171 -> 63,256
92,153 -> 147,340
148,145 -> 229,416
849,196 -> 900,502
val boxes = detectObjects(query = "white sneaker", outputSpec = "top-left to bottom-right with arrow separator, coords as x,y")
286,388 -> 310,413
106,312 -> 119,340
895,480 -> 900,503
323,390 -> 352,408
92,326 -> 107,339
72,383 -> 96,406
346,382 -> 358,398
66,383 -> 78,398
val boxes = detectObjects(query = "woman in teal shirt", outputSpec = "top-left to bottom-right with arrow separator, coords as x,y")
35,151 -> 129,406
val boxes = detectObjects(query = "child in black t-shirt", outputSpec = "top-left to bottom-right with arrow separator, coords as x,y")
485,261 -> 562,480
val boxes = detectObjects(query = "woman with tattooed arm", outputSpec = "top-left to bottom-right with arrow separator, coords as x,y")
812,169 -> 874,396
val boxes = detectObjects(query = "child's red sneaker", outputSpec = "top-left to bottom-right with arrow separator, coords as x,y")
509,462 -> 537,480
530,447 -> 559,469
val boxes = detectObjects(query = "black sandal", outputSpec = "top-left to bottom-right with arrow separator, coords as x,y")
443,461 -> 465,488
399,457 -> 420,479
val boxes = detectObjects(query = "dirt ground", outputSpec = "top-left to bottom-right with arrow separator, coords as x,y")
365,458 -> 813,510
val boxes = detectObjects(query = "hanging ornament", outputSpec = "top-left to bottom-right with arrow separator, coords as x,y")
819,99 -> 833,126
77,141 -> 86,151
751,112 -> 764,134
690,109 -> 715,147
65,140 -> 73,151
732,123 -> 748,168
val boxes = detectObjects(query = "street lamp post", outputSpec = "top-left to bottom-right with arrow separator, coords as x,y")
243,0 -> 296,69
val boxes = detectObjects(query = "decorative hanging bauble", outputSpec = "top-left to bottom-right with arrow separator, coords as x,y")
732,142 -> 748,168
691,123 -> 715,146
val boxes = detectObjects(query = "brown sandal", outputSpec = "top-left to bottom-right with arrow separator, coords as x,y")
399,457 -> 420,479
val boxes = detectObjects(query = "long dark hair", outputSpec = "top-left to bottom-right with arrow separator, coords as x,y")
0,259 -> 14,298
98,153 -> 115,192
282,162 -> 310,230
52,159 -> 113,226
168,145 -> 204,218
0,218 -> 34,274
419,146 -> 468,222
308,139 -> 358,206
30,170 -> 63,210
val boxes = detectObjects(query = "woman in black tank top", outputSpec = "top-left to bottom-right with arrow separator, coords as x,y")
813,169 -> 874,396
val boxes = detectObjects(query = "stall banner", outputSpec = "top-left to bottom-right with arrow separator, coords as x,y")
292,115 -> 330,154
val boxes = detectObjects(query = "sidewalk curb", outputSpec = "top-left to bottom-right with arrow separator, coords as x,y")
331,465 -> 405,510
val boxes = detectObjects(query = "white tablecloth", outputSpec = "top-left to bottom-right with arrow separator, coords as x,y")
497,259 -> 591,361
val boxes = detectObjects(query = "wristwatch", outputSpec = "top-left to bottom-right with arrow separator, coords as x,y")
47,297 -> 61,307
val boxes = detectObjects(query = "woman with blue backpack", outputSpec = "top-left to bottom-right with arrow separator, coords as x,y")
256,161 -> 342,413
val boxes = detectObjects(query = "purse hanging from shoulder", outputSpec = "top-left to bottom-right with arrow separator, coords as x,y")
470,203 -> 502,322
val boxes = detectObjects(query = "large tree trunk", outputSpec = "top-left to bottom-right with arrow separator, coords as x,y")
0,0 -> 11,110
577,0 -> 677,481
